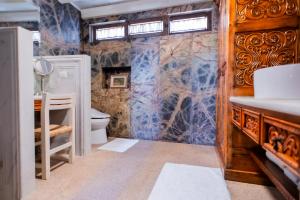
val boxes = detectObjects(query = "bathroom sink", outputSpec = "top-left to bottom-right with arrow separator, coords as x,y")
254,64 -> 300,99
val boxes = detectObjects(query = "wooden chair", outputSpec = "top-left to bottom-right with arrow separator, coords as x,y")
34,93 -> 75,180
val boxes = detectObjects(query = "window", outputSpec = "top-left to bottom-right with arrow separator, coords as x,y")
129,20 -> 164,36
92,21 -> 127,41
169,12 -> 211,34
90,11 -> 212,42
96,26 -> 125,40
170,17 -> 207,33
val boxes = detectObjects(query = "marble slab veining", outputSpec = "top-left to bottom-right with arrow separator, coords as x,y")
85,2 -> 219,145
157,32 -> 218,145
38,0 -> 81,56
0,0 -> 81,56
90,40 -> 132,138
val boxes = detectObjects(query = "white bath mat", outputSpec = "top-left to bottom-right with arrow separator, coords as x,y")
98,138 -> 139,153
148,163 -> 231,200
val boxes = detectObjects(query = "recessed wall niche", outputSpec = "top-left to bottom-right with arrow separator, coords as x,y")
102,66 -> 131,89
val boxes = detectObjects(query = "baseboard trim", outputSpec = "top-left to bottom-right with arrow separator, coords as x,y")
225,168 -> 273,186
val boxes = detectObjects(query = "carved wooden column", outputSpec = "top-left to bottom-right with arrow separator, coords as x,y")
234,0 -> 299,89
216,0 -> 300,185
234,30 -> 298,87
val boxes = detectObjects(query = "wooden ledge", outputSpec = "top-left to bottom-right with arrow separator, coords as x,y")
250,148 -> 299,200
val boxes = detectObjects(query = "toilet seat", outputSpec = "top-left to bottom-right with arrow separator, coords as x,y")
91,108 -> 110,119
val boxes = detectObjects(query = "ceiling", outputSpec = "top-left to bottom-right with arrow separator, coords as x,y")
69,0 -> 138,9
0,0 -> 210,21
0,0 -> 39,22
0,0 -> 38,12
60,0 -> 210,19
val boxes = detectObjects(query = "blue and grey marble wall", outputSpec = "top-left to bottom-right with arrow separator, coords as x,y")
0,0 -> 81,56
81,1 -> 218,44
131,33 -> 218,145
83,2 -> 218,145
90,41 -> 132,138
131,37 -> 161,140
37,0 -> 81,55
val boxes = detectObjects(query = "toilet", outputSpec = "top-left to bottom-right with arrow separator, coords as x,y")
91,108 -> 111,144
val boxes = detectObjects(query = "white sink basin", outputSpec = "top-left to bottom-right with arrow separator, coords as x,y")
254,64 -> 300,99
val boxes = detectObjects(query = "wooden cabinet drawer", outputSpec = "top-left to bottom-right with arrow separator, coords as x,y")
262,116 -> 300,172
232,106 -> 241,128
242,109 -> 260,144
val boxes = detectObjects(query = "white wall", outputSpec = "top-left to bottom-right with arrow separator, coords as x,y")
18,27 -> 35,199
0,27 -> 35,200
35,55 -> 92,156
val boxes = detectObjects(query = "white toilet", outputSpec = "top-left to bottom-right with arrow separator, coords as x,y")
91,108 -> 111,144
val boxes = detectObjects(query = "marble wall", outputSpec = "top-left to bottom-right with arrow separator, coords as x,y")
37,0 -> 81,55
131,37 -> 161,140
90,41 -> 132,138
81,1 -> 218,42
83,2 -> 219,145
132,33 -> 218,144
0,0 -> 81,56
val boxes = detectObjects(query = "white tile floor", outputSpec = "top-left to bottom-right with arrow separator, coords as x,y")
24,140 -> 283,200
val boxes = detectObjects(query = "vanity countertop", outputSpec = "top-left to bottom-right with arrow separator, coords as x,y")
230,96 -> 300,117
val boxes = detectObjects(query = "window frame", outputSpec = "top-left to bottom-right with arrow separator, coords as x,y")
92,21 -> 128,42
127,16 -> 168,39
168,11 -> 212,35
90,11 -> 213,43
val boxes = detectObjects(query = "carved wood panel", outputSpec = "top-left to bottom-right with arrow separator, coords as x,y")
263,116 -> 300,171
236,0 -> 299,23
234,29 -> 297,87
242,109 -> 260,143
232,106 -> 242,128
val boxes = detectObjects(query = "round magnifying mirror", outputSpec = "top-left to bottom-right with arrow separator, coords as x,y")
34,57 -> 54,76
34,57 -> 54,94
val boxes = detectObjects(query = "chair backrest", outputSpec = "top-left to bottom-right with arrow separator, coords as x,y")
42,93 -> 75,111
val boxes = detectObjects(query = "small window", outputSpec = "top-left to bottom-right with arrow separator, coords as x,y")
92,21 -> 127,41
129,20 -> 164,36
96,26 -> 125,40
169,12 -> 211,34
90,12 -> 212,42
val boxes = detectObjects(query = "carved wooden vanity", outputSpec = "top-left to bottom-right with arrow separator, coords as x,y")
231,99 -> 300,199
